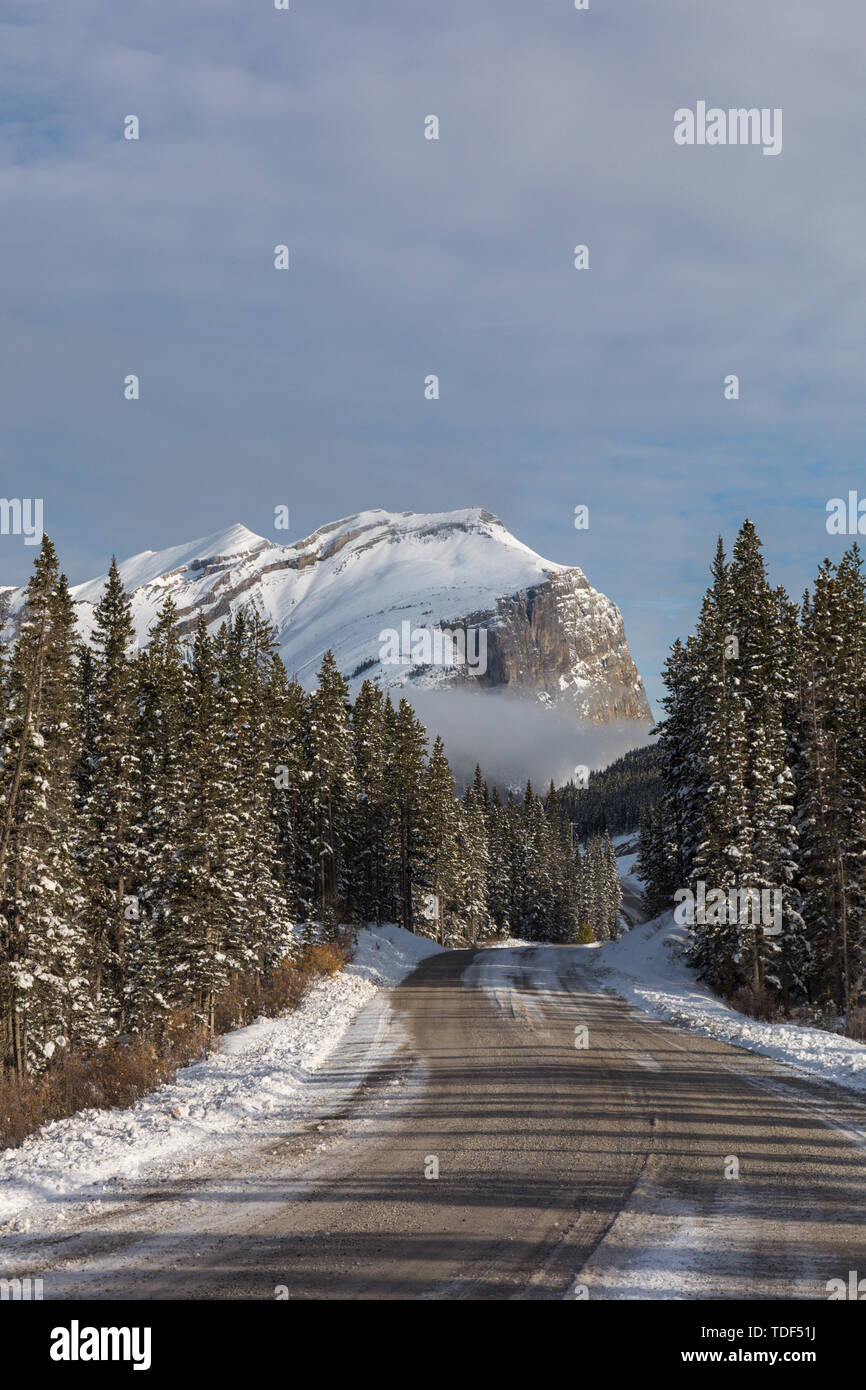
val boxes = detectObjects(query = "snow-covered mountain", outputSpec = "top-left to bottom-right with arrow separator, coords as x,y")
7,508 -> 652,725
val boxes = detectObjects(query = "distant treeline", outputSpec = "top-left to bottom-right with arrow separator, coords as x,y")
556,744 -> 662,840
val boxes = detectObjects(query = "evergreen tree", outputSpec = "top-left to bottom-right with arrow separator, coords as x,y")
799,552 -> 866,1010
307,651 -> 354,926
127,596 -> 188,1029
601,831 -> 623,939
158,617 -> 235,1031
348,682 -> 395,924
217,613 -> 294,969
485,787 -> 511,936
0,542 -> 94,1076
688,538 -> 751,990
423,736 -> 459,943
728,522 -> 803,995
390,699 -> 429,934
271,672 -> 314,923
458,784 -> 491,944
83,557 -> 139,1029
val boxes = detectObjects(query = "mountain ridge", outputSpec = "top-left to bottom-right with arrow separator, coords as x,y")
4,508 -> 652,726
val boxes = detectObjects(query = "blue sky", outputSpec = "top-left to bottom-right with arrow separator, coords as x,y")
1,0 -> 864,714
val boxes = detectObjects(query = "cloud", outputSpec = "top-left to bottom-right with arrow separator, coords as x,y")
405,687 -> 653,792
0,0 -> 864,711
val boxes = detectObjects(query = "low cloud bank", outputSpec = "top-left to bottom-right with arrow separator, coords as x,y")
404,687 -> 654,792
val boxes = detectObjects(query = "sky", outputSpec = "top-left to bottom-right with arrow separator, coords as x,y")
1,0 -> 864,714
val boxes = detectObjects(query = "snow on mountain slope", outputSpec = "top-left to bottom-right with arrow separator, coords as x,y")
70,522 -> 270,602
5,508 -> 651,725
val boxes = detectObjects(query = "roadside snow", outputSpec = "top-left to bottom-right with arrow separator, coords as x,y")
0,924 -> 441,1229
593,911 -> 866,1095
480,936 -> 534,949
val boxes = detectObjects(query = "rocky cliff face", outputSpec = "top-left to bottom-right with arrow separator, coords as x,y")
2,508 -> 652,728
456,569 -> 651,723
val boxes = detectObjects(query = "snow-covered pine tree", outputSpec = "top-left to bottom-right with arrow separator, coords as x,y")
580,836 -> 601,940
472,764 -> 489,817
574,841 -> 594,944
832,545 -> 866,1009
390,698 -> 429,934
653,637 -> 701,895
127,595 -> 188,1031
157,616 -> 236,1031
307,650 -> 355,930
485,787 -> 511,936
518,781 -> 549,939
728,521 -> 804,998
271,670 -> 314,925
689,538 -> 751,992
638,803 -> 669,919
423,736 -> 459,943
217,613 -> 295,971
82,557 -> 140,1031
0,542 -> 94,1077
348,680 -> 396,924
602,830 -> 623,939
457,783 -> 491,943
530,800 -> 567,939
551,814 -> 579,943
502,792 -> 525,933
798,551 -> 866,1011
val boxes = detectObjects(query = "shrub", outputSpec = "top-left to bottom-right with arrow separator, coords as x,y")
844,1007 -> 866,1041
0,932 -> 355,1153
729,981 -> 781,1022
304,942 -> 346,977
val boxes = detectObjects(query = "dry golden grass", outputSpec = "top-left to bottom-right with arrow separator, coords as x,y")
728,981 -> 782,1022
0,932 -> 354,1152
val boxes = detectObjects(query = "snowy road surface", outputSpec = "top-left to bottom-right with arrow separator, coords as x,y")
7,944 -> 866,1299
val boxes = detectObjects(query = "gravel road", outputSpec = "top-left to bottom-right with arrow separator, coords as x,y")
9,944 -> 866,1300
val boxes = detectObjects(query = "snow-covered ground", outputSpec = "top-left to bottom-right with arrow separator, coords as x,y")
593,849 -> 866,1097
0,924 -> 441,1231
479,837 -> 866,1097
613,839 -> 641,895
480,936 -> 534,949
8,862 -> 866,1242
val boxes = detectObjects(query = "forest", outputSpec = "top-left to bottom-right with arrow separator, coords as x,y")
557,744 -> 662,840
0,536 -> 622,1087
639,519 -> 866,1019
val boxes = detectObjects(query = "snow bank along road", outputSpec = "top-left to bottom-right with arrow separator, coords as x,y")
7,944 -> 866,1300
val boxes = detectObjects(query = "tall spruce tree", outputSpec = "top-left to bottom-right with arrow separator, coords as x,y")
0,542 -> 94,1076
423,736 -> 459,943
83,557 -> 139,1029
307,651 -> 354,927
348,681 -> 395,924
158,616 -> 235,1031
127,596 -> 188,1029
390,699 -> 428,934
